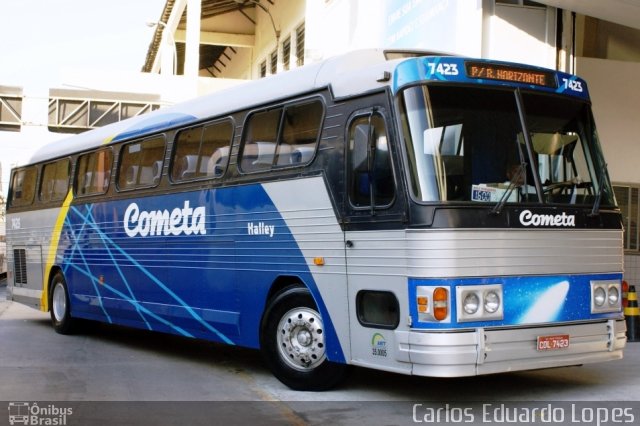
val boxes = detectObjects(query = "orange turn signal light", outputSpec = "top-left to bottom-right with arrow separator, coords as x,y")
433,287 -> 449,321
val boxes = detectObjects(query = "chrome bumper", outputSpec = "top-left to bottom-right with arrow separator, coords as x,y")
395,320 -> 627,377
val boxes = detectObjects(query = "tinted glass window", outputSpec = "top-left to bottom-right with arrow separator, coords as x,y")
348,114 -> 395,208
76,149 -> 112,196
118,136 -> 165,190
275,101 -> 323,166
171,120 -> 232,182
40,159 -> 70,202
240,108 -> 281,172
10,167 -> 37,207
239,99 -> 323,173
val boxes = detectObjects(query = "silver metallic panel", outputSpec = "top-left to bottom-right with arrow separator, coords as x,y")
395,320 -> 626,377
407,229 -> 623,277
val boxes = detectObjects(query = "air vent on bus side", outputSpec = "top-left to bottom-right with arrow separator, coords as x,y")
13,249 -> 27,285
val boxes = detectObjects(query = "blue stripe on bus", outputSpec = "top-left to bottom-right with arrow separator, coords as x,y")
59,183 -> 345,362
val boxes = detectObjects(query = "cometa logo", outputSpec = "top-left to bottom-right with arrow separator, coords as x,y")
519,209 -> 576,227
124,201 -> 206,237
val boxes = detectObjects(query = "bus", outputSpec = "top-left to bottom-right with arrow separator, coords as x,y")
6,49 -> 626,391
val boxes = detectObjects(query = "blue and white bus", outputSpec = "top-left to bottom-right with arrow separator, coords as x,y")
6,50 -> 626,390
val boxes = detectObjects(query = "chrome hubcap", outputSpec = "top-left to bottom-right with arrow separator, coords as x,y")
52,283 -> 66,322
277,307 -> 326,371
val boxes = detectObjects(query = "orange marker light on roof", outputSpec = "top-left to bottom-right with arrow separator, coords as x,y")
433,287 -> 449,321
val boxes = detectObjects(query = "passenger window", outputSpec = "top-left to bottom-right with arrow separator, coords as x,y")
40,159 -> 70,202
118,136 -> 165,190
76,149 -> 113,196
239,99 -> 323,173
348,113 -> 395,208
275,101 -> 323,166
240,108 -> 281,172
171,120 -> 232,182
10,166 -> 37,207
171,127 -> 203,181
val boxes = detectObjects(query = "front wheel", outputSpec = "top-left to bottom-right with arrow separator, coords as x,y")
260,286 -> 349,391
50,272 -> 78,335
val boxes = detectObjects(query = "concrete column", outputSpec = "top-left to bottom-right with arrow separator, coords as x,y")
185,0 -> 202,79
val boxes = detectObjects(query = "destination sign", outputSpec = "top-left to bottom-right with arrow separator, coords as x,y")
465,61 -> 557,88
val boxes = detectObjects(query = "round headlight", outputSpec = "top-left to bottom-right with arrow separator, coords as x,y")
484,291 -> 500,313
463,293 -> 480,315
594,287 -> 606,307
608,286 -> 619,306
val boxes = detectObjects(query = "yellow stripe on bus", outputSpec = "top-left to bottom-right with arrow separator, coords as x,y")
41,190 -> 74,312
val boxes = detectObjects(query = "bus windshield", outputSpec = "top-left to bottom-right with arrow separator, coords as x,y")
399,84 -> 616,207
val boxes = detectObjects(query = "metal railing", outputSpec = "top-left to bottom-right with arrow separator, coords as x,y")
48,95 -> 165,133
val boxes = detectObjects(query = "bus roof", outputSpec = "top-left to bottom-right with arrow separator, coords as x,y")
28,49 -> 589,165
29,49 -> 398,164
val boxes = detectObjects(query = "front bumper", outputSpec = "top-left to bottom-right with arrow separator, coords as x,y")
395,319 -> 626,377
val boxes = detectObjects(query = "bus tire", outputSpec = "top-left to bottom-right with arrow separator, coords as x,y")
50,272 -> 77,335
260,286 -> 349,391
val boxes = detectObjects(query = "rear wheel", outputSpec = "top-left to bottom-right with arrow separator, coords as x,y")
50,272 -> 77,335
260,286 -> 349,391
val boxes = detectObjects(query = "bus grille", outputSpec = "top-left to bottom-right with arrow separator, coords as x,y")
13,249 -> 27,285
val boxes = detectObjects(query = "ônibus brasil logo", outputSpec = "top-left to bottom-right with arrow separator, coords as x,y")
8,402 -> 73,425
124,200 -> 206,237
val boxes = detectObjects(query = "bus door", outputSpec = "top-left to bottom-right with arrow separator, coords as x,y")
343,105 -> 410,372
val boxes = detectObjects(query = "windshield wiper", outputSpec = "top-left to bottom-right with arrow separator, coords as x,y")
589,162 -> 608,217
490,162 -> 526,216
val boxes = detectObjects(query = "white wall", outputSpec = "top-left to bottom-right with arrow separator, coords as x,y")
576,57 -> 640,185
305,0 -> 483,61
484,3 -> 556,68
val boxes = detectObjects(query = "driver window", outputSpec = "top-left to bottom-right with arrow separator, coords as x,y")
347,113 -> 395,208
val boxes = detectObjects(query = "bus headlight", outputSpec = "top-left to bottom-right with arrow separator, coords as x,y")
484,291 -> 501,314
608,286 -> 619,306
591,280 -> 622,313
463,293 -> 479,314
456,284 -> 503,322
594,287 -> 606,307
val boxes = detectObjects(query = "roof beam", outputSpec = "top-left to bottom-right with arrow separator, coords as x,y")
174,29 -> 255,48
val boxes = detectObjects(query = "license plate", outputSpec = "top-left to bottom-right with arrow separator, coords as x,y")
536,334 -> 570,351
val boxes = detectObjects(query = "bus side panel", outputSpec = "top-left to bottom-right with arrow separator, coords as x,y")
59,176 -> 349,362
6,208 -> 61,310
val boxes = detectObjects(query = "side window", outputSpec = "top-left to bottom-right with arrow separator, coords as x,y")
75,149 -> 113,196
40,159 -> 70,203
348,113 -> 395,208
240,108 -> 281,172
171,126 -> 203,181
9,166 -> 37,207
275,101 -> 323,166
239,99 -> 323,173
171,120 -> 232,182
118,136 -> 165,190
